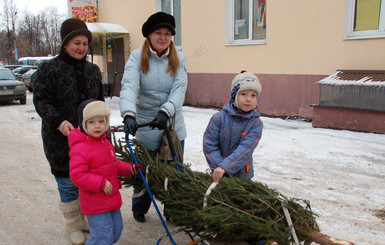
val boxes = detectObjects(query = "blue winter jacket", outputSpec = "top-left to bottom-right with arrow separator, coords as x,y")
120,45 -> 188,151
203,104 -> 263,179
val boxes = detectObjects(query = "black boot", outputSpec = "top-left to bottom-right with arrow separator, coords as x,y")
133,213 -> 146,223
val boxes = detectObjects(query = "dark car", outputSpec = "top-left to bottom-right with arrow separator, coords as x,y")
12,65 -> 37,80
20,68 -> 38,92
0,68 -> 27,104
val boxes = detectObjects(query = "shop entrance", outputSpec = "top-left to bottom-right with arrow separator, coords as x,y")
106,37 -> 125,97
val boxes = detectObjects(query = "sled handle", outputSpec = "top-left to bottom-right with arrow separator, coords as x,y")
125,128 -> 177,245
137,122 -> 153,128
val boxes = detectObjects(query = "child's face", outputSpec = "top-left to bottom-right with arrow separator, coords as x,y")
86,116 -> 106,137
237,90 -> 258,112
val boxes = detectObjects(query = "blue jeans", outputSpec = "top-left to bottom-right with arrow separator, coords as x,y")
132,140 -> 184,215
86,210 -> 123,245
54,176 -> 79,203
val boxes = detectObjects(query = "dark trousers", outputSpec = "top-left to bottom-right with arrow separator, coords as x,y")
132,190 -> 152,214
132,140 -> 185,215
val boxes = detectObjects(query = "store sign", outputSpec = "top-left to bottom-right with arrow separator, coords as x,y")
68,0 -> 98,23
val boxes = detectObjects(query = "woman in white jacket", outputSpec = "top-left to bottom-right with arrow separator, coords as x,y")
119,12 -> 188,223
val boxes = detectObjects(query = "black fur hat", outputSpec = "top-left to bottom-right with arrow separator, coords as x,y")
60,18 -> 93,47
142,12 -> 176,37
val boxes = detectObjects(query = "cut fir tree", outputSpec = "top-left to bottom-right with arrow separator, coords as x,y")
112,132 -> 354,245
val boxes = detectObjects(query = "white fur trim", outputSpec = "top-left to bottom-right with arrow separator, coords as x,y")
57,120 -> 70,133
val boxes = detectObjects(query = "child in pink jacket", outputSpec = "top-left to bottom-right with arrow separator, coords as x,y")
68,99 -> 141,245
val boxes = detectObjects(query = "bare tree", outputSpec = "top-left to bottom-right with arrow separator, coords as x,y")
39,6 -> 65,55
0,0 -> 64,64
17,12 -> 38,56
1,0 -> 18,64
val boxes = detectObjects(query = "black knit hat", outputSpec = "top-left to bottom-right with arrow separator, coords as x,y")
60,18 -> 93,47
78,99 -> 110,134
142,12 -> 176,37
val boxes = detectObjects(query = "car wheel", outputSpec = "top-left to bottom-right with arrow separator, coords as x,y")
20,96 -> 27,105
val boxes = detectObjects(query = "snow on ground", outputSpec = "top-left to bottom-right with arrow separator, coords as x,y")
109,96 -> 385,245
0,93 -> 384,245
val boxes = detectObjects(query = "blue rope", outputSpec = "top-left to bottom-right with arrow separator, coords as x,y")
125,135 -> 177,245
156,237 -> 162,245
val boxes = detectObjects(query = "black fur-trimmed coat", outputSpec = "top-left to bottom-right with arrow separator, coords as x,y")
33,51 -> 104,177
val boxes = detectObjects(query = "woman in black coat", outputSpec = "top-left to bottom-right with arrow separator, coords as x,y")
33,18 -> 104,245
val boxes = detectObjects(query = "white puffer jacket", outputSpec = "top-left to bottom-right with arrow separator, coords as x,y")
120,45 -> 188,151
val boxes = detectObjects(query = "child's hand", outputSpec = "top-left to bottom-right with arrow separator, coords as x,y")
213,167 -> 225,183
130,163 -> 144,175
104,180 -> 113,195
134,164 -> 144,174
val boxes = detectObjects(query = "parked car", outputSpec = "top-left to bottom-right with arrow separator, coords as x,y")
12,65 -> 37,80
0,65 -> 23,71
0,68 -> 27,104
20,68 -> 37,92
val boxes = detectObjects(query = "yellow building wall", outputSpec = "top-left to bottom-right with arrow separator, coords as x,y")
97,0 -> 156,52
97,0 -> 385,76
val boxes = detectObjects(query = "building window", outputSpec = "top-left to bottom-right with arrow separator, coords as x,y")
226,0 -> 266,45
157,0 -> 182,47
345,0 -> 385,39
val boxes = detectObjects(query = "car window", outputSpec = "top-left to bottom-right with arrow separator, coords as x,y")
22,69 -> 37,77
0,69 -> 17,80
14,67 -> 26,73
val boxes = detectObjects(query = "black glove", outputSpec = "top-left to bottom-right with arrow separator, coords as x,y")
123,115 -> 138,136
151,110 -> 169,130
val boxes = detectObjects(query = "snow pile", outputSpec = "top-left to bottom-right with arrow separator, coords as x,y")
317,71 -> 385,87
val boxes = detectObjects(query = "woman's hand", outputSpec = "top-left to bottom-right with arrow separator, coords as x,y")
123,116 -> 138,136
103,180 -> 113,195
58,121 -> 75,136
212,167 -> 226,183
150,110 -> 169,130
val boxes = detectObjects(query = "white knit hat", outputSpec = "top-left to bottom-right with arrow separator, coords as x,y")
230,71 -> 262,108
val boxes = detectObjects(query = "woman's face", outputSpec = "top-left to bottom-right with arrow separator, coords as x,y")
63,35 -> 89,60
148,28 -> 173,53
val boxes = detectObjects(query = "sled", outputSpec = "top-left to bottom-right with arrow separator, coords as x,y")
155,227 -> 214,245
125,122 -> 215,245
113,125 -> 355,245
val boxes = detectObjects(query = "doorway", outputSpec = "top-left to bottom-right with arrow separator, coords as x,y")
106,37 -> 125,97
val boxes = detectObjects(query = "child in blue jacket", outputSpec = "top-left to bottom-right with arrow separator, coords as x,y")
203,71 -> 263,182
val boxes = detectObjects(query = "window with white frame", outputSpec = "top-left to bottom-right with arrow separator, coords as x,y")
226,0 -> 266,45
345,0 -> 385,39
157,0 -> 181,47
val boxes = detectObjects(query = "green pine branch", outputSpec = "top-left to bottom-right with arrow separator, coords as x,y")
112,132 -> 319,245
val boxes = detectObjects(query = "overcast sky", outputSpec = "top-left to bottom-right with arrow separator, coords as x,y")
1,0 -> 68,15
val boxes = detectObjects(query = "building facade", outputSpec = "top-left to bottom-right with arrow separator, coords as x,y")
94,0 -> 385,132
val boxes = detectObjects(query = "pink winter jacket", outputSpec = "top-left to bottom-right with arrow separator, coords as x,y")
68,128 -> 135,215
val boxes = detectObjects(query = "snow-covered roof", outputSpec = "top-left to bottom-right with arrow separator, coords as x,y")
317,70 -> 385,87
86,23 -> 129,34
18,56 -> 56,63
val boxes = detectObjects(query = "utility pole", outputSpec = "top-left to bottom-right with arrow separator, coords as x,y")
12,11 -> 18,63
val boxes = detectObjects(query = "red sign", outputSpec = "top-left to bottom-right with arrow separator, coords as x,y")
68,0 -> 98,23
